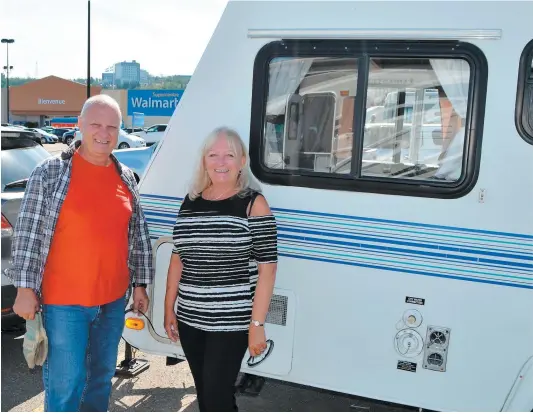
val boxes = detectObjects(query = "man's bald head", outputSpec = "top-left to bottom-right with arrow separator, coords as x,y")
80,94 -> 122,124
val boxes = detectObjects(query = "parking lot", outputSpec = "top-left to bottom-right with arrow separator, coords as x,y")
43,142 -> 67,156
2,328 -> 415,412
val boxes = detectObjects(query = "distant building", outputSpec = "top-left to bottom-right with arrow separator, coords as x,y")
114,60 -> 140,88
140,69 -> 149,85
1,76 -> 101,126
2,74 -> 189,128
102,72 -> 114,87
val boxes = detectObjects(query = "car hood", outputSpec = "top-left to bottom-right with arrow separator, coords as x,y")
123,133 -> 144,142
114,146 -> 149,153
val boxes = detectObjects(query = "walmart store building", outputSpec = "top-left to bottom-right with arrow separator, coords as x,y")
1,75 -> 184,129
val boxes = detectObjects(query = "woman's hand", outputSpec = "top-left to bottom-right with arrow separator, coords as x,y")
249,324 -> 267,357
164,253 -> 183,343
164,309 -> 179,342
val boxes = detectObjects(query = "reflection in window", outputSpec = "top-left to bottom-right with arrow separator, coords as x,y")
529,55 -> 533,133
263,57 -> 358,174
361,58 -> 470,182
516,43 -> 533,143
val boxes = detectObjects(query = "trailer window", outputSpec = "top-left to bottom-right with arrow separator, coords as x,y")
262,57 -> 358,173
250,41 -> 487,198
360,58 -> 470,182
516,40 -> 533,144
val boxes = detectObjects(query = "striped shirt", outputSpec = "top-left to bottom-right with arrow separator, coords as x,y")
172,191 -> 278,332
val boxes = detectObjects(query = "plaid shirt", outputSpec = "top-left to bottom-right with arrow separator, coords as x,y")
6,141 -> 154,292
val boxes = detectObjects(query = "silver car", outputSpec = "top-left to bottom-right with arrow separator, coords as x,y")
1,136 -> 52,330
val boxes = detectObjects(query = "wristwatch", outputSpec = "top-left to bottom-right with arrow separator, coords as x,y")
133,283 -> 147,288
251,319 -> 264,327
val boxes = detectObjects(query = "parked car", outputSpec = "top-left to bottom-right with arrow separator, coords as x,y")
49,128 -> 72,143
131,124 -> 167,146
1,137 -> 53,331
8,126 -> 47,144
27,128 -> 58,144
113,143 -> 159,183
72,129 -> 146,149
62,128 -> 79,145
123,127 -> 146,134
0,126 -> 43,146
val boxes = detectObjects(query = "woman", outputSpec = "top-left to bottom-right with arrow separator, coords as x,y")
164,126 -> 278,411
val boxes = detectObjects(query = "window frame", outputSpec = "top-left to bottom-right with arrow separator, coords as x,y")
515,39 -> 533,145
249,40 -> 488,199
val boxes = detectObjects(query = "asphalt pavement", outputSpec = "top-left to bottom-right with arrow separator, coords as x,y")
43,143 -> 67,156
2,328 -> 416,412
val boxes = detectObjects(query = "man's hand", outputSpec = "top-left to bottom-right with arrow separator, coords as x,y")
13,288 -> 40,320
133,286 -> 149,314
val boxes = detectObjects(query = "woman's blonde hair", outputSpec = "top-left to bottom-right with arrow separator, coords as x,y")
188,126 -> 260,200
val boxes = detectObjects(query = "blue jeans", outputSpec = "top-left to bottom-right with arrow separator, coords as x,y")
42,296 -> 126,412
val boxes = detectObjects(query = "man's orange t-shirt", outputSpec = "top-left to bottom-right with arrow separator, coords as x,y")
41,151 -> 133,306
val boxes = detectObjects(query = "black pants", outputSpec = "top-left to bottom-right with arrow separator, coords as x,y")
178,321 -> 248,412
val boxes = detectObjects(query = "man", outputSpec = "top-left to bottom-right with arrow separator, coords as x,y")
7,94 -> 154,412
434,88 -> 464,181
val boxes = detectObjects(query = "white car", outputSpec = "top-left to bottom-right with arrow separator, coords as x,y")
131,124 -> 167,146
72,130 -> 146,149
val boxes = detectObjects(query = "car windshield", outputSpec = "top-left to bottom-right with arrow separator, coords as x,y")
1,143 -> 51,191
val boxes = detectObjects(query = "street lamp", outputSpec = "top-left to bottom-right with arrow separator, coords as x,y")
1,38 -> 15,124
87,0 -> 91,99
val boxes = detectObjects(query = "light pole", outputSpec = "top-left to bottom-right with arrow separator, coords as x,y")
1,38 -> 14,124
87,0 -> 91,99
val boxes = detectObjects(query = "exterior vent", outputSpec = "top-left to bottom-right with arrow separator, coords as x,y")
427,352 -> 444,366
423,325 -> 451,372
429,331 -> 447,345
266,294 -> 288,326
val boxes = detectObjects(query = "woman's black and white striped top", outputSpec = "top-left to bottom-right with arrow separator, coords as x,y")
172,190 -> 278,332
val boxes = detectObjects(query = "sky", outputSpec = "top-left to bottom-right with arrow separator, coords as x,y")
2,0 -> 506,80
0,0 -> 229,80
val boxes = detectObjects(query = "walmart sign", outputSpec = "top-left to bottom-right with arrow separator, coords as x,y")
127,89 -> 184,116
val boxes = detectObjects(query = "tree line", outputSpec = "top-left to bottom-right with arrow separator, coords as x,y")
1,73 -> 190,90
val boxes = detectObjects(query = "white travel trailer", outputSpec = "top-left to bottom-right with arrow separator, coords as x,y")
122,1 -> 533,411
